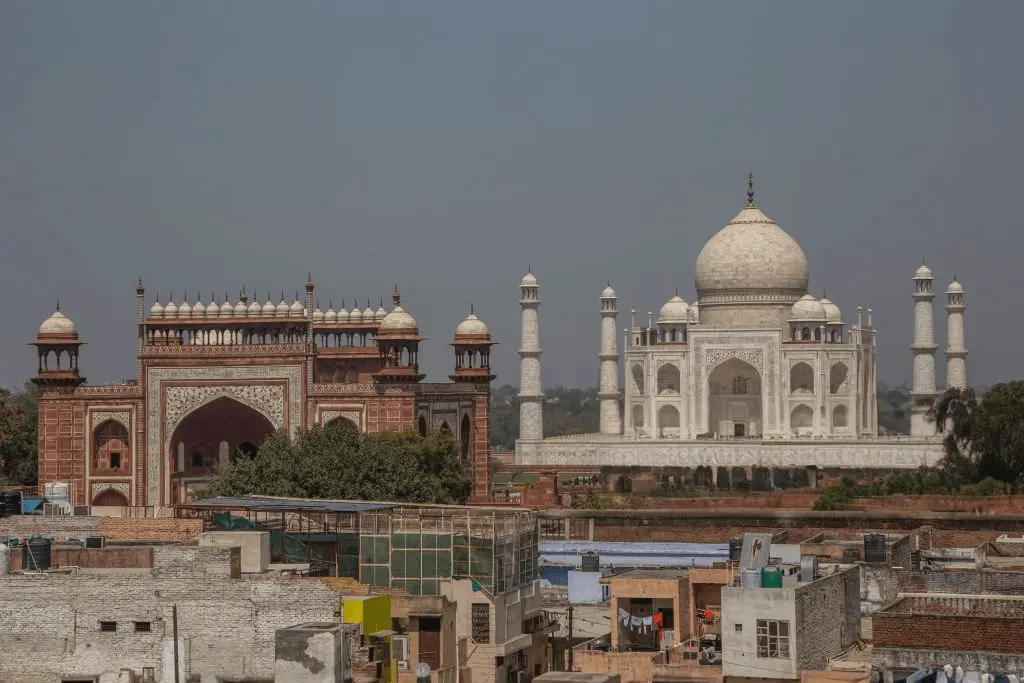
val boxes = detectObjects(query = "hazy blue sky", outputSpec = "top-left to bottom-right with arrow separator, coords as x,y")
2,1 -> 1021,391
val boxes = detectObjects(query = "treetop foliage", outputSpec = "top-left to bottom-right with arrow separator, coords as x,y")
200,423 -> 472,504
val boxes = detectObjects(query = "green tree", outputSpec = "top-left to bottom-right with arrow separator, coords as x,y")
202,424 -> 471,504
931,382 -> 1024,485
0,383 -> 38,486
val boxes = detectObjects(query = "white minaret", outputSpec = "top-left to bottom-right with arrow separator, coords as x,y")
945,276 -> 967,390
518,270 -> 544,441
910,263 -> 938,436
598,283 -> 622,434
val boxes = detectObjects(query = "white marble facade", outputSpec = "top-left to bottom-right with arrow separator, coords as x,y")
515,183 -> 960,470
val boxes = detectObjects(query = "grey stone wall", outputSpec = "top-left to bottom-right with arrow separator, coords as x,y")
795,567 -> 860,671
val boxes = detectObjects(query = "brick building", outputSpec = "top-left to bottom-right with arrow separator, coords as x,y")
720,565 -> 860,681
30,279 -> 496,507
0,543 -> 344,683
872,594 -> 1024,677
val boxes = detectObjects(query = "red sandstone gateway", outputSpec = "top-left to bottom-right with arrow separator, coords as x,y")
31,279 -> 495,507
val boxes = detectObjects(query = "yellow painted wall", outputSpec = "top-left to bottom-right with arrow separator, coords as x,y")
343,594 -> 393,636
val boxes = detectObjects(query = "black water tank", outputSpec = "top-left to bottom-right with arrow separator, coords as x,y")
581,551 -> 600,573
85,536 -> 106,549
864,534 -> 887,564
25,537 -> 52,571
728,539 -> 743,562
1,492 -> 20,517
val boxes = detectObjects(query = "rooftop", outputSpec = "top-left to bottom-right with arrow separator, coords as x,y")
880,593 -> 1024,618
601,568 -> 691,582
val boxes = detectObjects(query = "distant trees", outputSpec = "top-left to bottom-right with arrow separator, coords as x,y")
0,383 -> 38,486
201,424 -> 471,504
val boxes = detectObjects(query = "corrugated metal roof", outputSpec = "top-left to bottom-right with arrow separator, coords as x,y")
180,496 -> 394,513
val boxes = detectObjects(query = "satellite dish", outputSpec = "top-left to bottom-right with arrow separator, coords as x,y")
416,663 -> 431,679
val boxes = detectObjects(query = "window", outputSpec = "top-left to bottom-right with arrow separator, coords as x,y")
110,453 -> 121,469
191,452 -> 203,468
133,621 -> 152,633
471,603 -> 490,643
99,621 -> 117,632
731,376 -> 749,395
734,623 -> 743,632
756,619 -> 790,658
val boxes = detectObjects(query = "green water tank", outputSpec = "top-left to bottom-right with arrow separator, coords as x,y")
761,567 -> 783,588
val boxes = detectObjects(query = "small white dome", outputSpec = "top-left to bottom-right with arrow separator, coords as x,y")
39,309 -> 78,335
324,304 -> 337,323
362,302 -> 375,320
206,297 -> 220,318
349,305 -> 363,324
375,302 -> 387,322
289,297 -> 304,318
947,279 -> 964,294
219,297 -> 233,318
234,298 -> 248,316
246,298 -> 260,316
178,298 -> 192,318
261,296 -> 276,317
336,303 -> 350,323
820,296 -> 842,323
456,312 -> 490,336
312,305 -> 324,323
601,285 -> 616,298
790,293 -> 827,321
520,271 -> 538,287
915,263 -> 933,279
379,304 -> 418,332
276,295 -> 290,317
164,298 -> 178,318
658,295 -> 689,324
149,298 -> 164,319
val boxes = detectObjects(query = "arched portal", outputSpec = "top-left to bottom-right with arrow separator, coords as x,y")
631,365 -> 645,394
631,405 -> 644,434
830,363 -> 849,394
657,364 -> 680,395
790,405 -> 814,435
326,416 -> 359,434
832,404 -> 849,430
657,405 -> 680,438
790,362 -> 814,395
92,488 -> 129,507
168,396 -> 274,504
707,358 -> 762,437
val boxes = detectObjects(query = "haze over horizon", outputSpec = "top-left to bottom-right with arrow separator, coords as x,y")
2,1 -> 1021,392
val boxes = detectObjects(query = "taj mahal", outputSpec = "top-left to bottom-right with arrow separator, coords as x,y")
514,179 -> 965,476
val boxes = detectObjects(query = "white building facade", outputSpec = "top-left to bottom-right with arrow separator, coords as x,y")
515,181 -> 963,472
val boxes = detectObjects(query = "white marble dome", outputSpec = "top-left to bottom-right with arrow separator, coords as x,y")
349,305 -> 362,324
790,293 -> 827,321
192,296 -> 205,318
915,264 -> 933,279
456,312 -> 490,336
261,296 -> 276,318
375,302 -> 387,322
206,298 -> 220,318
336,304 -> 350,323
601,285 -> 616,298
947,279 -> 963,294
289,297 -> 304,318
820,295 -> 842,323
324,304 -> 337,323
379,305 -> 418,332
521,271 -> 538,287
234,298 -> 248,316
695,203 -> 809,301
149,298 -> 164,319
275,296 -> 290,317
39,309 -> 78,335
219,297 -> 233,318
247,298 -> 261,317
362,302 -> 376,321
312,304 -> 324,323
658,295 -> 689,324
164,298 -> 178,318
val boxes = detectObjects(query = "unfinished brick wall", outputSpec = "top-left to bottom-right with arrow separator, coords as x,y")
0,546 -> 341,683
873,612 -> 1024,652
795,567 -> 861,671
0,516 -> 202,543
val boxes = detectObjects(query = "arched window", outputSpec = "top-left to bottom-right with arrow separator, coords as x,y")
657,364 -> 680,395
631,405 -> 644,429
191,452 -> 205,468
631,365 -> 645,394
832,405 -> 849,429
93,420 -> 129,472
440,421 -> 452,437
830,363 -> 849,394
657,405 -> 680,438
801,327 -> 811,341
93,488 -> 129,507
790,405 -> 814,433
460,414 -> 471,465
731,376 -> 749,395
814,327 -> 822,341
790,363 -> 814,394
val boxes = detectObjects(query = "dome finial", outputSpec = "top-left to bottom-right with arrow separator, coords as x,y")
55,299 -> 60,311
392,284 -> 401,306
470,301 -> 475,314
675,287 -> 679,296
952,272 -> 957,281
747,172 -> 755,206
